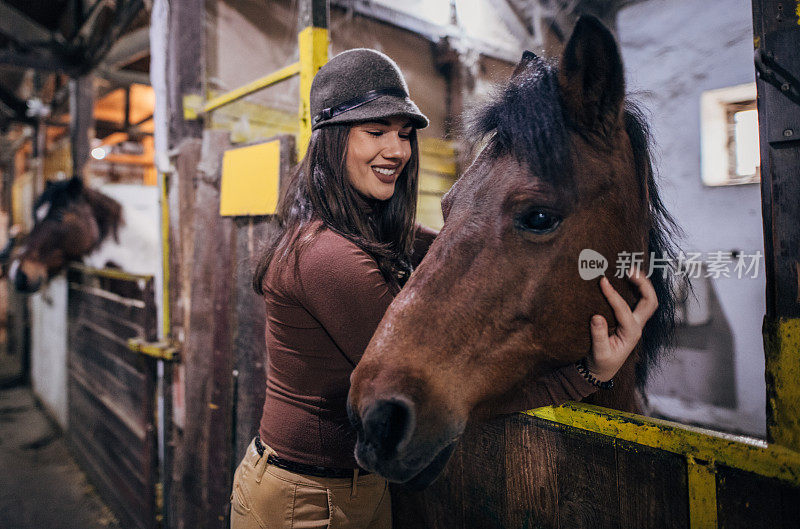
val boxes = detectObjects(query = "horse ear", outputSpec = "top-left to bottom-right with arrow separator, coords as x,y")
558,16 -> 625,131
511,50 -> 538,79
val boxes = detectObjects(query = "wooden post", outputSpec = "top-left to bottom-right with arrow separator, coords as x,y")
751,0 -> 800,452
167,0 -> 204,145
434,37 -> 473,139
162,0 -> 205,527
297,0 -> 329,158
192,130 -> 235,527
171,130 -> 233,529
69,74 -> 93,178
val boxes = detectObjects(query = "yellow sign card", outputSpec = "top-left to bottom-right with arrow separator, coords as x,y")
220,140 -> 281,216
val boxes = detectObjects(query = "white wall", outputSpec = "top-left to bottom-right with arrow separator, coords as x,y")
30,277 -> 69,428
29,184 -> 162,428
84,183 -> 163,335
618,0 -> 766,436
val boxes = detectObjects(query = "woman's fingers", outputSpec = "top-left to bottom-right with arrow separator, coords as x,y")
627,266 -> 659,325
588,268 -> 659,382
589,315 -> 611,357
587,314 -> 622,381
599,275 -> 641,344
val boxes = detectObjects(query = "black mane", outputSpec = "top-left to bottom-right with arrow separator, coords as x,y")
624,101 -> 684,388
33,179 -> 80,223
467,58 -> 569,185
466,57 -> 683,390
32,178 -> 123,245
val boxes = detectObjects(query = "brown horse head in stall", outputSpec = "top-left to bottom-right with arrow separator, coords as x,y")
348,16 -> 680,486
9,176 -> 122,293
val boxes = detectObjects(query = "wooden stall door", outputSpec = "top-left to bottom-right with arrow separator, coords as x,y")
66,265 -> 159,529
392,409 -> 800,529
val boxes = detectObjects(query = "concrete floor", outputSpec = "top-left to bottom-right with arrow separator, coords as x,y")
0,385 -> 121,529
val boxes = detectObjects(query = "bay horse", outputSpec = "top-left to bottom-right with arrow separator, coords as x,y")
9,176 -> 123,293
348,16 -> 680,488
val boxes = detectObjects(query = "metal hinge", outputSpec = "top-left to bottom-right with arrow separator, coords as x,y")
754,29 -> 800,144
127,338 -> 181,362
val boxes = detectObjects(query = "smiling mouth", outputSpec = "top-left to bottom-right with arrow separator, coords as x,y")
372,166 -> 399,184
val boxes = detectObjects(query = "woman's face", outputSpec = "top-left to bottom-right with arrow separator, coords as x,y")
345,116 -> 413,201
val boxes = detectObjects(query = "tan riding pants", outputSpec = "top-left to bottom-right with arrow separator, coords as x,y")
230,438 -> 391,529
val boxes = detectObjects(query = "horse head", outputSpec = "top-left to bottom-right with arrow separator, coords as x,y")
9,176 -> 122,293
348,16 -> 680,486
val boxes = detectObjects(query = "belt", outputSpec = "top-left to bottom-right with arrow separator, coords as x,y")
254,435 -> 371,479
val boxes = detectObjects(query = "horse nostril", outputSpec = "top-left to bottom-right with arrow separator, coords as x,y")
346,399 -> 362,434
362,398 -> 415,458
13,269 -> 28,291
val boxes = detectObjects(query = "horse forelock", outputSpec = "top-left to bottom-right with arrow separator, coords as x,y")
466,57 -> 570,188
33,180 -> 76,223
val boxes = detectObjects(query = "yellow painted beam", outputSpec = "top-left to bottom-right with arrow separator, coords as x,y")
764,316 -> 800,452
184,62 -> 301,120
204,62 -> 300,114
687,458 -> 718,529
418,172 -> 457,194
419,136 -> 458,158
298,25 -> 329,159
69,263 -> 153,282
206,100 -> 300,145
160,170 -> 170,340
529,402 -> 800,486
127,338 -> 180,362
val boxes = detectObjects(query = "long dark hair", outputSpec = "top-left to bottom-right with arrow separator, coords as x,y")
252,124 -> 420,295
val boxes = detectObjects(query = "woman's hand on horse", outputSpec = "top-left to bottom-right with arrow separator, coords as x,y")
586,267 -> 658,382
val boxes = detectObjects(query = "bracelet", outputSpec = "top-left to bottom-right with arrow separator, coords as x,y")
575,357 -> 614,390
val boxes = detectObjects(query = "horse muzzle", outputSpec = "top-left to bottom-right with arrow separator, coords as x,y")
348,395 -> 464,487
9,260 -> 43,293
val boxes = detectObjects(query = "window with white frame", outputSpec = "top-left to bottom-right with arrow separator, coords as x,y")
700,83 -> 761,186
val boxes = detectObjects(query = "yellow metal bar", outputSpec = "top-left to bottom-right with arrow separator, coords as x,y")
529,402 -> 800,486
205,62 -> 300,113
127,338 -> 180,362
298,25 -> 329,159
764,316 -> 800,452
420,136 -> 458,158
687,458 -> 718,529
69,263 -> 153,282
160,170 -> 170,340
183,62 -> 301,119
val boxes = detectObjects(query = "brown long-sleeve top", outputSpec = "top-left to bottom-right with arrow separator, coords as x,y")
258,220 -> 597,469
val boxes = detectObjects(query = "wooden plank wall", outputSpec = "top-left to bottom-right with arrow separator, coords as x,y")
168,132 -> 292,528
393,413 -> 800,529
66,266 -> 159,529
169,130 -> 235,528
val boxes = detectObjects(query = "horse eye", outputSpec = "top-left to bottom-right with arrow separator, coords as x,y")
515,210 -> 561,233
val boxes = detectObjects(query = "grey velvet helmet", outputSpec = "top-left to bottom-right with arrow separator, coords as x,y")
310,48 -> 429,130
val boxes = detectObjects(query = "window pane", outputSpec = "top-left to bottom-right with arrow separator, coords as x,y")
733,109 -> 759,177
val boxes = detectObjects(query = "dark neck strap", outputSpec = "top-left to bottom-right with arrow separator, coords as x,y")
312,88 -> 408,126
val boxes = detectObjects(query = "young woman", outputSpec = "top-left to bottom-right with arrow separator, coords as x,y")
230,48 -> 658,529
